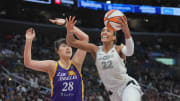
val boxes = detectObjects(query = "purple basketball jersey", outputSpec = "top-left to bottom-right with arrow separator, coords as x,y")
50,61 -> 84,101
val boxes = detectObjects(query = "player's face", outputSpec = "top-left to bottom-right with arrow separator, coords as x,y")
101,27 -> 116,43
57,43 -> 72,58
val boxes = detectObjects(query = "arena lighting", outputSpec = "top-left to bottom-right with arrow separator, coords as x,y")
155,58 -> 176,66
55,0 -> 61,4
9,78 -> 12,81
24,0 -> 52,4
144,19 -> 149,22
78,0 -> 180,16
106,0 -> 111,4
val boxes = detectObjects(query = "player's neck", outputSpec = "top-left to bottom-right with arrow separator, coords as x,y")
60,58 -> 71,69
103,42 -> 114,53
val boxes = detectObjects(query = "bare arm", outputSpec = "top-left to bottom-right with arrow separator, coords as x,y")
117,16 -> 134,56
65,17 -> 98,60
49,18 -> 88,41
50,17 -> 92,72
66,17 -> 97,72
24,28 -> 56,77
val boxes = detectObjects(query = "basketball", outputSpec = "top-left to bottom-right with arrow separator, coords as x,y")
104,10 -> 124,31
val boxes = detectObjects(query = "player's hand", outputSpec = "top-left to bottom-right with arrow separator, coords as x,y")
66,16 -> 77,33
25,28 -> 36,40
49,18 -> 66,26
119,16 -> 130,34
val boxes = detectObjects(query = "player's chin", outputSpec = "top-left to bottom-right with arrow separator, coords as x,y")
65,54 -> 72,58
101,39 -> 110,43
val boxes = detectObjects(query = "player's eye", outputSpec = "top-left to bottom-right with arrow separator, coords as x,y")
102,29 -> 105,32
61,44 -> 66,47
107,29 -> 111,32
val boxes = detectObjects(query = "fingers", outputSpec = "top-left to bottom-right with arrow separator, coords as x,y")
72,16 -> 76,22
26,27 -> 35,34
69,16 -> 71,22
32,28 -> 35,34
120,16 -> 127,25
65,17 -> 68,24
49,19 -> 53,22
66,16 -> 76,23
74,20 -> 77,25
26,28 -> 32,33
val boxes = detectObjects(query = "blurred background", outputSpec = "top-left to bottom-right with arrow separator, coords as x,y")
0,0 -> 180,101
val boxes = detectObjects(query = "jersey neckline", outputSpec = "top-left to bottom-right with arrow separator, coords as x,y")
59,60 -> 72,70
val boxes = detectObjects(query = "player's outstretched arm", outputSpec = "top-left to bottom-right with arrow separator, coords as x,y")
49,17 -> 89,42
117,16 -> 134,56
66,16 -> 98,60
66,16 -> 89,72
24,28 -> 56,75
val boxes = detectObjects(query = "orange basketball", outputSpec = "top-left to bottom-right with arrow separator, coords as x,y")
104,10 -> 124,31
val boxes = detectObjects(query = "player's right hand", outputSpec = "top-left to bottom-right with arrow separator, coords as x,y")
49,18 -> 66,26
25,28 -> 36,40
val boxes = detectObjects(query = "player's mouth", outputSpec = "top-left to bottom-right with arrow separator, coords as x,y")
102,35 -> 108,39
66,51 -> 71,54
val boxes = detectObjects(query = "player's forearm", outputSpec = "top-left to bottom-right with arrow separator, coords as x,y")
66,32 -> 77,47
123,26 -> 131,39
120,25 -> 134,56
73,26 -> 89,42
24,39 -> 33,67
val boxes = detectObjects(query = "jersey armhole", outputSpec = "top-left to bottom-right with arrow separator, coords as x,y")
50,62 -> 58,81
115,45 -> 126,60
71,61 -> 83,78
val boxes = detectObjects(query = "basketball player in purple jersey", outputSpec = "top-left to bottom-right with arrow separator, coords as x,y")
24,17 -> 88,101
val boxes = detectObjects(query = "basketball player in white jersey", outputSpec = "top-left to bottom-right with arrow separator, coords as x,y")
65,16 -> 143,101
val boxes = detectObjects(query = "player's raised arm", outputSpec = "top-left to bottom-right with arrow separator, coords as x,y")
65,16 -> 89,72
65,16 -> 98,60
117,16 -> 134,56
24,28 -> 56,75
49,17 -> 88,42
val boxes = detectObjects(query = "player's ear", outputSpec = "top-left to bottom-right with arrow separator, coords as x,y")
113,32 -> 116,40
113,36 -> 116,41
55,48 -> 59,54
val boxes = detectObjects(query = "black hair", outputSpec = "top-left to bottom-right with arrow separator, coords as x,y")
54,38 -> 66,51
115,30 -> 125,45
113,31 -> 117,44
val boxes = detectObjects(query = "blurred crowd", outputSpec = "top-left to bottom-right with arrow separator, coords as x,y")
0,31 -> 180,101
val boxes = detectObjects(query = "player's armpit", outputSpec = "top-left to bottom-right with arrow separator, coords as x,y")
24,60 -> 56,75
72,49 -> 86,73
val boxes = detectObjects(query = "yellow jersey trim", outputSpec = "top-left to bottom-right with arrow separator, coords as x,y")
59,60 -> 71,70
82,80 -> 84,101
71,61 -> 82,78
50,62 -> 58,81
50,62 -> 58,96
71,61 -> 84,101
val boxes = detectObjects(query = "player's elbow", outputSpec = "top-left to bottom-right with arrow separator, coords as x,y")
122,46 -> 134,56
83,35 -> 89,42
66,39 -> 73,46
24,60 -> 31,68
126,50 -> 134,56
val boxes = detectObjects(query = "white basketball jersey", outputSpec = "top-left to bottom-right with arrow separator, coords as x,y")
95,45 -> 130,91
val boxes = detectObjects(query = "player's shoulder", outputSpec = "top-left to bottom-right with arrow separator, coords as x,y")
115,44 -> 124,49
46,60 -> 57,67
115,44 -> 124,54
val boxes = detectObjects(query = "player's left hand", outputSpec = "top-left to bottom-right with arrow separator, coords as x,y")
25,28 -> 36,40
49,18 -> 66,26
